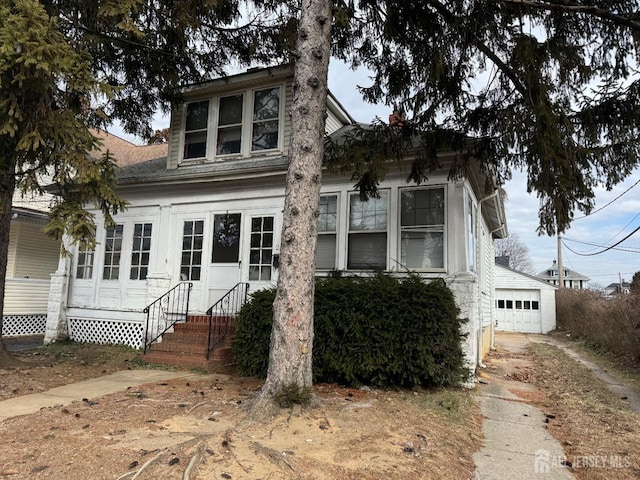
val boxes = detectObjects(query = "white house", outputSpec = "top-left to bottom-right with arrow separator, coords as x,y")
536,260 -> 590,289
495,263 -> 557,333
44,65 -> 507,372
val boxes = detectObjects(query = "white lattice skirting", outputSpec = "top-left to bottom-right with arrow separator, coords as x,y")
68,318 -> 145,349
2,314 -> 47,336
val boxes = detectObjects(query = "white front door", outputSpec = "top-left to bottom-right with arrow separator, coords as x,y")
207,213 -> 243,309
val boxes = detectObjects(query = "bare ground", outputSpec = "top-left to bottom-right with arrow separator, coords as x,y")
0,342 -> 480,479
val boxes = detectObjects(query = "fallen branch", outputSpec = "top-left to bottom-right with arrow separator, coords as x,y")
115,448 -> 168,480
186,401 -> 207,415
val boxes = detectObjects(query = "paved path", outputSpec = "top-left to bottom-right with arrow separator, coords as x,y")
474,333 -> 575,479
0,369 -> 203,422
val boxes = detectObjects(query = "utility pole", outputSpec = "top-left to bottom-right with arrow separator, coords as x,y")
557,235 -> 564,289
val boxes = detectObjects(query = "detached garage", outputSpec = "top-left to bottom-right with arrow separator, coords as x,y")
494,263 -> 557,333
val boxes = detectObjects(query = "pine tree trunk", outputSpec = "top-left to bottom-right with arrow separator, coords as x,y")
0,163 -> 16,356
252,0 -> 332,414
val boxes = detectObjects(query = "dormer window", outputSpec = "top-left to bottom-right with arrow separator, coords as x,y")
217,94 -> 243,155
184,100 -> 209,159
252,87 -> 280,151
182,85 -> 282,162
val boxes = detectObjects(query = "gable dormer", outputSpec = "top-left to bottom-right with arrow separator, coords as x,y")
166,65 -> 353,170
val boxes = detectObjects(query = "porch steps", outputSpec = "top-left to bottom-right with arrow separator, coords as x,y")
141,315 -> 236,371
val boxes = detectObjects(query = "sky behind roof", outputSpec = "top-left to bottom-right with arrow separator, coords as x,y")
113,60 -> 640,289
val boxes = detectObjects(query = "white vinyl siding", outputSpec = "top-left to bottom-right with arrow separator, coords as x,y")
4,279 -> 50,315
12,222 -> 60,279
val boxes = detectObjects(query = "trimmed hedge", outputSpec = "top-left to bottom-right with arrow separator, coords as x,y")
233,274 -> 469,388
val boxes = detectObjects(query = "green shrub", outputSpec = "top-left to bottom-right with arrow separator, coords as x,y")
233,274 -> 469,388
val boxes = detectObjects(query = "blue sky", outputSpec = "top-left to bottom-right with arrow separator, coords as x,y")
114,60 -> 640,289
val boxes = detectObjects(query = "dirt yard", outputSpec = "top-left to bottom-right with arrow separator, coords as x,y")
0,342 -> 480,479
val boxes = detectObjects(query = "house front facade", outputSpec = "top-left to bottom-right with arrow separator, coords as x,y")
44,66 -> 507,372
536,260 -> 590,289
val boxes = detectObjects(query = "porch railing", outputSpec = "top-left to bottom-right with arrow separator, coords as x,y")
143,282 -> 193,353
205,282 -> 249,359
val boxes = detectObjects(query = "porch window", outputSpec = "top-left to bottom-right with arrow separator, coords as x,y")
400,187 -> 444,269
103,224 -> 123,280
184,100 -> 209,159
348,192 -> 388,270
216,94 -> 243,155
76,247 -> 94,279
249,216 -> 274,281
316,194 -> 337,270
130,223 -> 152,280
181,220 -> 204,281
252,87 -> 280,151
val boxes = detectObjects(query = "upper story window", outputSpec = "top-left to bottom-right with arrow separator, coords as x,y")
252,87 -> 280,151
184,100 -> 209,159
183,85 -> 282,161
400,187 -> 445,269
217,94 -> 243,155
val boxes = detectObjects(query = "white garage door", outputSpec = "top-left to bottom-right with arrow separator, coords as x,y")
495,289 -> 542,333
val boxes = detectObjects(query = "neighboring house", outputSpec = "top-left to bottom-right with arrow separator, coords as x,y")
44,65 -> 507,373
536,260 -> 590,289
604,281 -> 631,296
2,132 -> 167,338
495,263 -> 557,333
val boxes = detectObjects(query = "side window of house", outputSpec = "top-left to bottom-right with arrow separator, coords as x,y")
316,194 -> 337,269
400,187 -> 445,269
249,216 -> 274,281
130,223 -> 152,280
103,224 -> 123,280
184,100 -> 209,159
76,245 -> 95,279
181,220 -> 204,281
252,87 -> 280,151
467,195 -> 476,272
348,192 -> 388,269
217,94 -> 243,155
212,213 -> 241,263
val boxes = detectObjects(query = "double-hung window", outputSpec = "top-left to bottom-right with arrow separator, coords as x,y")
348,192 -> 388,269
184,100 -> 209,159
252,87 -> 280,151
316,195 -> 337,269
103,224 -> 123,280
216,94 -> 243,155
400,187 -> 445,269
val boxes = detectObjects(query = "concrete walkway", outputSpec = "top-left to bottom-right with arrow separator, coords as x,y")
0,369 -> 203,422
474,333 -> 574,479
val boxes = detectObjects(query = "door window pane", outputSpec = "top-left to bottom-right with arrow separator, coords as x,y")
212,213 -> 241,263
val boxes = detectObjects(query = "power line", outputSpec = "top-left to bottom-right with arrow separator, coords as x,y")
562,226 -> 640,255
573,178 -> 640,220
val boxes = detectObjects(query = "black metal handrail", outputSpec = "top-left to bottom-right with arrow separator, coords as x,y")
143,282 -> 193,353
205,282 -> 249,359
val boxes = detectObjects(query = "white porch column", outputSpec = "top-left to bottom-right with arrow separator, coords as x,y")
44,239 -> 72,344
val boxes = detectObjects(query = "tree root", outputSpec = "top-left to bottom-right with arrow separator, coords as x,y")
251,442 -> 294,471
116,448 -> 168,480
182,443 -> 206,480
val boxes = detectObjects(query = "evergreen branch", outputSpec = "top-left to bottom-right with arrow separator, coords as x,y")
493,0 -> 640,32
